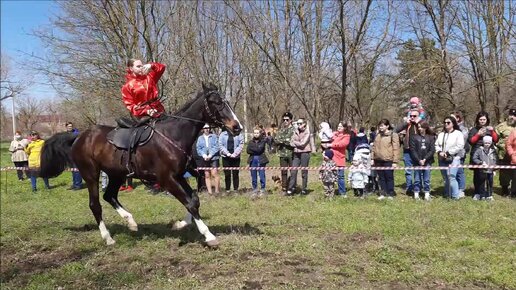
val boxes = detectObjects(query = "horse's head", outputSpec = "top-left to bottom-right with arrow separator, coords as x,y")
202,83 -> 243,135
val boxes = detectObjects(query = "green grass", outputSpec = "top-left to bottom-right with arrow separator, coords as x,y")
1,142 -> 515,289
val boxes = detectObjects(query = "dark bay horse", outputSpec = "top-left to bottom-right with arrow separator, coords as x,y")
40,83 -> 242,247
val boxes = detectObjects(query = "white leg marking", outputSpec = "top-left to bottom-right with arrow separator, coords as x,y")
99,221 -> 115,245
194,218 -> 216,242
116,207 -> 138,231
172,212 -> 193,230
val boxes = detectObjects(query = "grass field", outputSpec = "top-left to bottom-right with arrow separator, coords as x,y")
1,141 -> 515,289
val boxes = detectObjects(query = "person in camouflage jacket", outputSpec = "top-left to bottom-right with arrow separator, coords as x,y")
274,112 -> 295,194
495,108 -> 516,196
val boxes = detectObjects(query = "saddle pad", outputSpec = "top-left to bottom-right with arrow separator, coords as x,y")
107,126 -> 154,150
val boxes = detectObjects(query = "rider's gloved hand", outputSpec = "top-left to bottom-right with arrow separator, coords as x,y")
141,64 -> 152,75
147,109 -> 158,117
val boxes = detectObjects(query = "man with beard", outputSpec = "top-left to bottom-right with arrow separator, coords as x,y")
495,108 -> 516,196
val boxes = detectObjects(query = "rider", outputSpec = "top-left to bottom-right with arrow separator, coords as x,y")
121,59 -> 166,177
122,59 -> 166,121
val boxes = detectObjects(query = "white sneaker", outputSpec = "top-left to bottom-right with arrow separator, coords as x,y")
459,191 -> 465,198
424,192 -> 431,201
486,196 -> 494,201
377,195 -> 386,200
473,194 -> 480,200
387,196 -> 394,200
414,192 -> 420,200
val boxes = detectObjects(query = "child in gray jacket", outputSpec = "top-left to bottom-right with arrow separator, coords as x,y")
472,136 -> 498,200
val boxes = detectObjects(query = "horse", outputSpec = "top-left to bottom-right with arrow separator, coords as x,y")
39,83 -> 242,247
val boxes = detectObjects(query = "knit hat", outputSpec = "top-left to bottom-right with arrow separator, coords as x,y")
323,149 -> 334,160
410,96 -> 420,104
483,135 -> 493,144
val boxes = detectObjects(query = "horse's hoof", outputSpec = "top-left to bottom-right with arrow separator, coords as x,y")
106,238 -> 116,245
172,221 -> 187,230
128,224 -> 138,232
205,239 -> 220,248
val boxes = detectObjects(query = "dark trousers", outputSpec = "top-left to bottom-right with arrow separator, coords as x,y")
279,156 -> 293,190
477,171 -> 494,198
498,160 -> 515,195
375,160 -> 395,197
353,188 -> 364,197
195,159 -> 206,191
222,157 -> 240,191
288,152 -> 311,192
13,161 -> 29,180
473,170 -> 492,196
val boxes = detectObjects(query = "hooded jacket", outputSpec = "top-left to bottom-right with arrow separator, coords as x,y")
331,131 -> 350,166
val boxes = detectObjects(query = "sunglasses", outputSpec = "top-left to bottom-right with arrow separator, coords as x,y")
444,121 -> 451,124
410,115 -> 418,118
283,119 -> 290,121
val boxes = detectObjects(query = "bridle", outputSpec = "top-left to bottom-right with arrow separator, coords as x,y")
152,90 -> 230,160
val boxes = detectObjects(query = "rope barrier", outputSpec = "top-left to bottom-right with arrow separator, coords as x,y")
2,165 -> 515,172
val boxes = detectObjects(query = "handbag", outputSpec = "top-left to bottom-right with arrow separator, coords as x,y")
439,133 -> 454,163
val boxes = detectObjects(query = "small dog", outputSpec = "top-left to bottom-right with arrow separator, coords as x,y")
271,175 -> 281,185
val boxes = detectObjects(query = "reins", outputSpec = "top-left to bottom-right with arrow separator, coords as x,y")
150,91 -> 225,162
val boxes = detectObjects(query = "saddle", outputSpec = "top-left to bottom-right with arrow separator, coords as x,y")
107,117 -> 154,150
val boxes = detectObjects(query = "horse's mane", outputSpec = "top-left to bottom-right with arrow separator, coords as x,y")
175,91 -> 204,115
175,83 -> 219,115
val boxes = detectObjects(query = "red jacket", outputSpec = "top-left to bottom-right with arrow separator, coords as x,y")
506,130 -> 516,164
331,131 -> 350,167
121,62 -> 166,117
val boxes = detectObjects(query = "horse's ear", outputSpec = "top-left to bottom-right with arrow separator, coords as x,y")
207,82 -> 218,91
202,82 -> 218,92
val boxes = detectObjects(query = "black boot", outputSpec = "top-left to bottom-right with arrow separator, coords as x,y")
126,129 -> 139,177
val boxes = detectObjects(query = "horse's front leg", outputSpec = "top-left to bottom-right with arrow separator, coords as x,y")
172,211 -> 192,230
165,176 -> 219,247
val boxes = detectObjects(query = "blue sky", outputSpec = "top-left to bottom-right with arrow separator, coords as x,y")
1,0 -> 58,99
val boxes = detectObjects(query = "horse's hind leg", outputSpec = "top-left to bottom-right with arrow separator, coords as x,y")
103,176 -> 138,232
164,176 -> 218,247
82,167 -> 116,245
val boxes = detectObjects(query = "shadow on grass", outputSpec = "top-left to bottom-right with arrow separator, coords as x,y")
65,222 -> 263,246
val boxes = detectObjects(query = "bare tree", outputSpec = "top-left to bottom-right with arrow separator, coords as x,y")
17,96 -> 43,132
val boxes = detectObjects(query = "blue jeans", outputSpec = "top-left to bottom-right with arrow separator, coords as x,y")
30,170 -> 50,191
456,158 -> 466,192
403,150 -> 414,192
337,168 -> 346,195
250,156 -> 265,190
413,167 -> 430,193
439,157 -> 460,199
72,170 -> 83,188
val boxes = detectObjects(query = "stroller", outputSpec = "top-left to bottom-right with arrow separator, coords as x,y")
354,143 -> 376,194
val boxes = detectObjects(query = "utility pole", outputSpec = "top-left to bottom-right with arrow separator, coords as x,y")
11,92 -> 16,139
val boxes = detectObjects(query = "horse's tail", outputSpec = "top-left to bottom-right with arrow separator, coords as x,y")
40,132 -> 78,178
